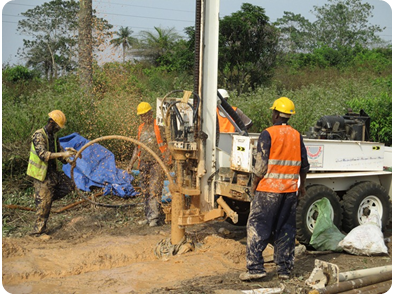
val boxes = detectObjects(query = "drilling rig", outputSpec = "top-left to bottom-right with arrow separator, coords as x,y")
155,0 -> 392,248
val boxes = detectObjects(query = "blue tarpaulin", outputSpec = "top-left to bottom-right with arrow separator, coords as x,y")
59,133 -> 138,198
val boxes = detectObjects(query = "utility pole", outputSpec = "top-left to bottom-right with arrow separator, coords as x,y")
78,0 -> 93,93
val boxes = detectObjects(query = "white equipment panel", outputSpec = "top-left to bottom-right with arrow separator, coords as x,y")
231,135 -> 255,172
230,135 -> 385,172
305,139 -> 385,171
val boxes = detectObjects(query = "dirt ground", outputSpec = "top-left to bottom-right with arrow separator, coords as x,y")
2,195 -> 392,294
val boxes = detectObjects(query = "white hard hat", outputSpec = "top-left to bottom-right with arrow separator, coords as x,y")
218,89 -> 229,99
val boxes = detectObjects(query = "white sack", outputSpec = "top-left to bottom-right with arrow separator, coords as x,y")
338,207 -> 388,256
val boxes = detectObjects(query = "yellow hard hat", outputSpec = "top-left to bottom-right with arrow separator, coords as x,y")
137,102 -> 152,115
48,110 -> 66,128
270,97 -> 295,115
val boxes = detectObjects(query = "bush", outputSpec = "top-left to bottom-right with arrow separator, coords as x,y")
278,45 -> 391,73
353,47 -> 392,74
346,82 -> 392,146
231,76 -> 391,140
2,65 -> 40,82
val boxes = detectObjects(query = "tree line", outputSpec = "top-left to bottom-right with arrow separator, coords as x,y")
6,0 -> 391,95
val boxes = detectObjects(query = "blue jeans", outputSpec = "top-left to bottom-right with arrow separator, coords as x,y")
246,191 -> 297,275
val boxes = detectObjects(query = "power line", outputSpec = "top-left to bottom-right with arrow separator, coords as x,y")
3,11 -> 194,24
97,11 -> 194,23
3,20 -> 19,24
3,13 -> 25,18
96,1 -> 194,13
2,18 -> 184,34
6,1 -> 194,14
4,2 -> 36,8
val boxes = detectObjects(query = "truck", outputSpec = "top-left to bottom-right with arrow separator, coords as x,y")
150,0 -> 392,246
156,92 -> 392,246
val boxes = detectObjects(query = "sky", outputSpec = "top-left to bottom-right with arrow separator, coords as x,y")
1,0 -> 392,65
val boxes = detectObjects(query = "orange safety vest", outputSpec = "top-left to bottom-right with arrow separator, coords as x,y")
137,119 -> 171,166
217,107 -> 237,133
256,125 -> 301,193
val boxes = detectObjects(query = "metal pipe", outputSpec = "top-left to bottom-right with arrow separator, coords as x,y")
338,280 -> 392,294
171,161 -> 186,244
200,0 -> 220,211
216,196 -> 238,224
319,271 -> 391,294
339,265 -> 392,282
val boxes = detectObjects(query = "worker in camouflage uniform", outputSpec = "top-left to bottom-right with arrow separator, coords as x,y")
27,110 -> 77,235
240,97 -> 310,281
128,102 -> 172,227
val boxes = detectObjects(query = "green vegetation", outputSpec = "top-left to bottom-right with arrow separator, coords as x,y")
3,0 -> 392,193
3,50 -> 391,183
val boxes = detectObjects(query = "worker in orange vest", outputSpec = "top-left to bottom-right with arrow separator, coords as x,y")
217,89 -> 253,132
239,97 -> 310,282
128,102 -> 172,227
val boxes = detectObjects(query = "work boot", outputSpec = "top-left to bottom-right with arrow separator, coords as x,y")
29,229 -> 47,237
29,231 -> 42,237
239,271 -> 266,281
278,273 -> 290,280
29,224 -> 47,236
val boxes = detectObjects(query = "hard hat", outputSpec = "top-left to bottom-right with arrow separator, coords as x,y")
218,89 -> 229,99
137,102 -> 152,115
270,97 -> 295,116
48,110 -> 66,128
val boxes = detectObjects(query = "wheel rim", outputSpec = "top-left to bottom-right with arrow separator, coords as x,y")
357,196 -> 383,225
306,200 -> 334,233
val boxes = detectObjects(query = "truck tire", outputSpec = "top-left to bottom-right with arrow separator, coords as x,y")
223,197 -> 250,226
342,181 -> 391,233
296,185 -> 343,245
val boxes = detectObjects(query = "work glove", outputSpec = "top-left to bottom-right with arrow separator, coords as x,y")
63,150 -> 75,159
63,147 -> 78,164
65,147 -> 77,156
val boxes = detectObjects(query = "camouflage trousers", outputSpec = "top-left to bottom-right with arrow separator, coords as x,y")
246,191 -> 297,275
139,161 -> 164,223
33,171 -> 75,234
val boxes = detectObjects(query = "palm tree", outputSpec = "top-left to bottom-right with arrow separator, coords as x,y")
110,26 -> 137,63
139,26 -> 180,65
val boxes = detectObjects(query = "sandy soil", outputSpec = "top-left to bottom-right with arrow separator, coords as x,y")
2,198 -> 392,294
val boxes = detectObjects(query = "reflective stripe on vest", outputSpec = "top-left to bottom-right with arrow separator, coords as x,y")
26,128 -> 57,181
256,125 -> 301,193
137,119 -> 172,167
217,106 -> 237,133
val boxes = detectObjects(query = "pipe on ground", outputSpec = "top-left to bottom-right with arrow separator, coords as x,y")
319,271 -> 391,294
339,265 -> 392,282
338,280 -> 392,294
